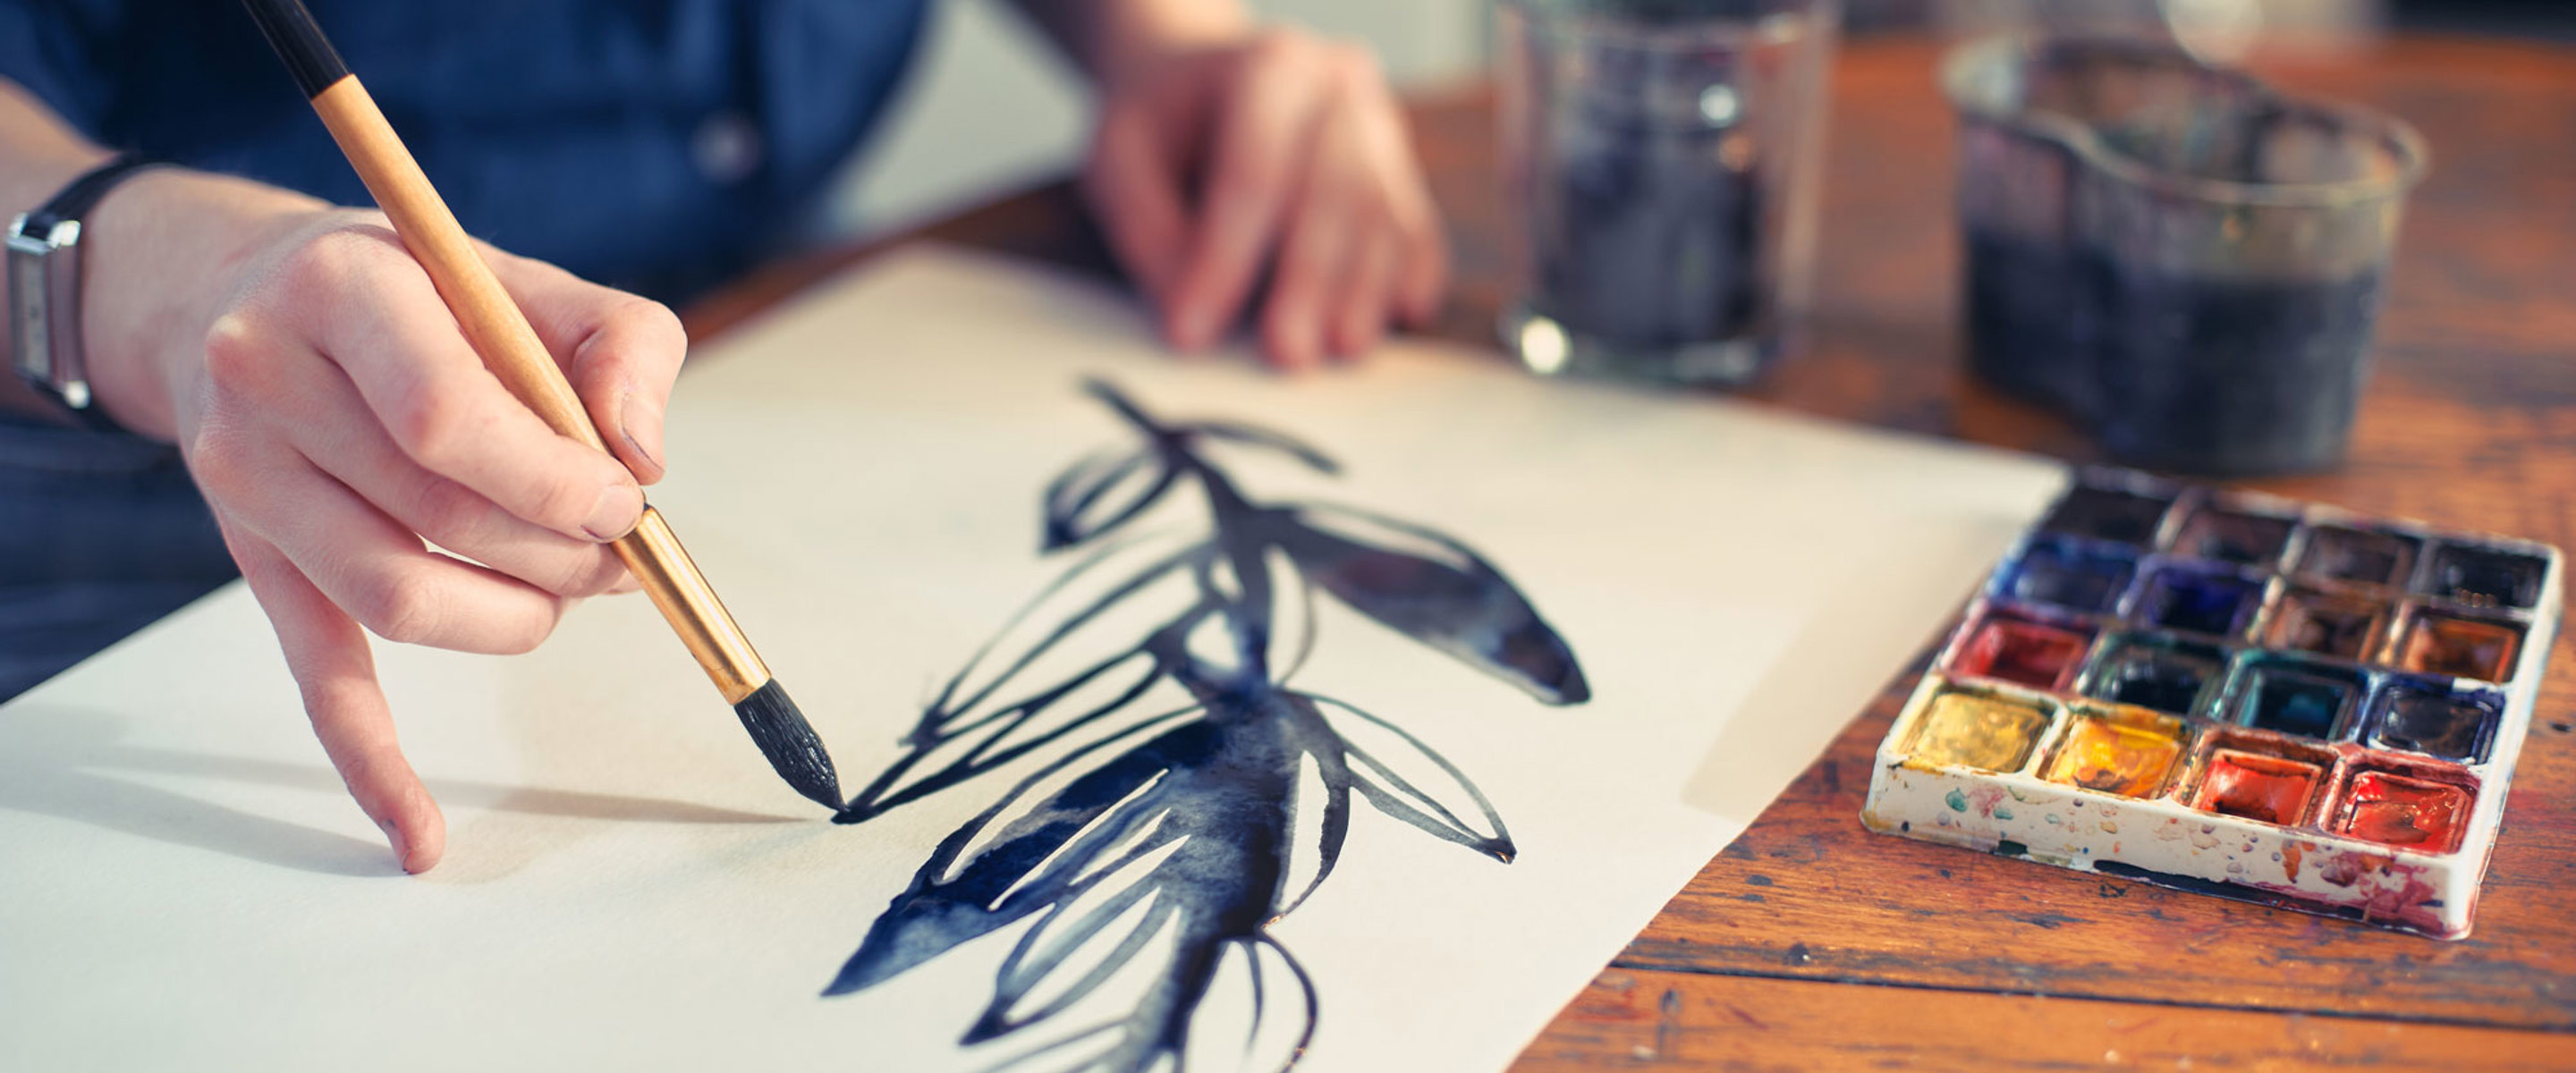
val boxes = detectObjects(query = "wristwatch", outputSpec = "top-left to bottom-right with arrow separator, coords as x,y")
9,154 -> 164,432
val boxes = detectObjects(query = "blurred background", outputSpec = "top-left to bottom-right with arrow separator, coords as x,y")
828,0 -> 2576,241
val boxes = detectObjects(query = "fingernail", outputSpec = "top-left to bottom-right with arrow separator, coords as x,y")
607,570 -> 643,596
1172,307 -> 1216,351
584,482 -> 644,541
618,388 -> 665,476
376,818 -> 406,863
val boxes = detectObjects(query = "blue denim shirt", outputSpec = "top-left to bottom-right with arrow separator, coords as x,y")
0,0 -> 929,696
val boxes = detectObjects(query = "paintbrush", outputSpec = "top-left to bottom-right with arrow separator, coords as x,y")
238,0 -> 842,810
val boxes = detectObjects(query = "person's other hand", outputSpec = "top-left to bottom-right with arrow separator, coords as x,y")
1081,28 -> 1448,369
85,176 -> 684,874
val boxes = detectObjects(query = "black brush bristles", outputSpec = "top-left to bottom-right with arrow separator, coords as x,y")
733,680 -> 842,810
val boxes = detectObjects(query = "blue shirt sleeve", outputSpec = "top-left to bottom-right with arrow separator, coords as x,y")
0,0 -> 119,134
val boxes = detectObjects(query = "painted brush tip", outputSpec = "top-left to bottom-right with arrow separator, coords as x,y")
733,679 -> 843,811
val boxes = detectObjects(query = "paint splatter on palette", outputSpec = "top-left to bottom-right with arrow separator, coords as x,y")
1861,469 -> 2562,939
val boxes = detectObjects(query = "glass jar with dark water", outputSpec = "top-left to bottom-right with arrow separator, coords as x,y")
1945,38 -> 2427,475
1497,0 -> 1835,386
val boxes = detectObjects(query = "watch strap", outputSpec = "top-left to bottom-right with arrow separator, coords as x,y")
24,154 -> 164,235
12,153 -> 164,435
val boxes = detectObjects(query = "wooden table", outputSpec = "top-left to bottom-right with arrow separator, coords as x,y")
688,35 -> 2576,1071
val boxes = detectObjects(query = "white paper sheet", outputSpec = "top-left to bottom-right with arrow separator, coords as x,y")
0,248 -> 2063,1072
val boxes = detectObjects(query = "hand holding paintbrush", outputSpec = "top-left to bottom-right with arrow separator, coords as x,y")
228,0 -> 842,864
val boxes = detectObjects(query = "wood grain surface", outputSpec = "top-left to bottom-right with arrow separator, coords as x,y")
683,33 -> 2576,1072
1521,969 -> 2576,1070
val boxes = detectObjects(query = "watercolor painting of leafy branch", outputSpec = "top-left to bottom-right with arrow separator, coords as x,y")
819,380 -> 1592,1072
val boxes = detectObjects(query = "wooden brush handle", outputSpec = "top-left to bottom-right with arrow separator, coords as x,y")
310,80 -> 606,453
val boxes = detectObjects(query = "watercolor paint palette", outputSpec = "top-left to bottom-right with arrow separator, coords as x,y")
1862,469 -> 2563,939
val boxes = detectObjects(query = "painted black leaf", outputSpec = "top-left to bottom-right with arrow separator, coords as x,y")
826,709 -> 1196,993
840,529 -> 1336,824
1272,504 -> 1590,705
1043,447 -> 1180,551
1311,695 -> 1513,862
838,534 -> 1213,822
834,689 -> 1343,1073
1080,378 -> 1338,480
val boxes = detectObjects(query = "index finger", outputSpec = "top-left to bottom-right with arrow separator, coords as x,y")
1085,104 -> 1193,310
1164,38 -> 1334,351
282,228 -> 645,542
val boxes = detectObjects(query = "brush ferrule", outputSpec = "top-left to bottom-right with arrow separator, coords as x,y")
613,508 -> 771,703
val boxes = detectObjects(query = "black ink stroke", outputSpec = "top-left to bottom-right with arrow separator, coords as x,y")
826,381 -> 1589,1072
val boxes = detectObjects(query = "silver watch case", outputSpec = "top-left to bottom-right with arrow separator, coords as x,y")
8,213 -> 93,410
